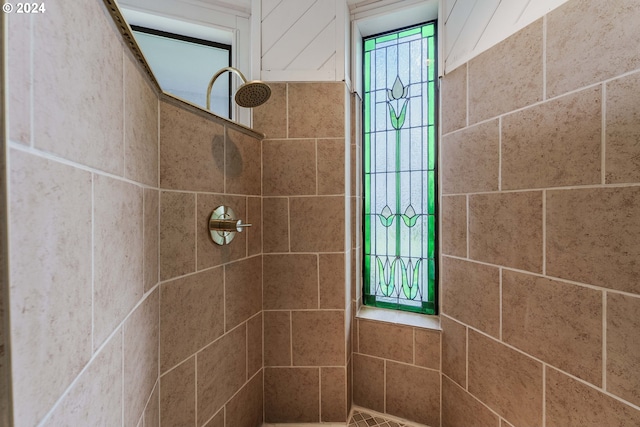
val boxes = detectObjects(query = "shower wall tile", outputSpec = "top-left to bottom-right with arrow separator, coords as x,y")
318,138 -> 346,195
386,362 -> 440,427
469,191 -> 543,273
415,329 -> 441,370
9,151 -> 93,427
352,354 -> 384,413
442,376 -> 499,427
125,56 -> 159,187
289,196 -> 345,252
606,293 -> 640,407
441,195 -> 467,257
441,64 -> 467,134
546,0 -> 640,98
160,191 -> 195,280
263,197 -> 289,253
253,82 -> 287,138
264,311 -> 291,366
546,367 -> 640,427
123,290 -> 159,427
291,310 -> 345,366
196,193 -> 247,270
321,367 -> 347,422
468,330 -> 543,427
605,72 -> 640,184
225,129 -> 261,195
197,325 -> 247,424
358,319 -> 413,364
441,120 -> 499,194
546,187 -> 640,294
441,257 -> 500,338
247,314 -> 263,378
7,12 -> 31,145
225,372 -> 263,427
160,102 -> 225,192
440,1 -> 640,425
160,357 -> 196,427
441,315 -> 467,388
33,0 -> 124,175
203,412 -> 224,427
93,175 -> 144,348
502,270 -> 602,386
319,253 -> 346,309
247,196 -> 263,256
263,254 -> 318,309
143,188 -> 159,292
43,331 -> 123,427
224,256 -> 262,331
468,20 -> 543,124
288,82 -> 345,138
144,382 -> 159,427
501,86 -> 602,190
160,268 -> 224,372
264,367 -> 320,423
262,139 -> 316,196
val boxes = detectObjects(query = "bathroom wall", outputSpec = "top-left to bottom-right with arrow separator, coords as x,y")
440,0 -> 640,425
6,1 -> 160,426
253,81 -> 350,423
157,97 -> 264,427
6,1 -> 265,426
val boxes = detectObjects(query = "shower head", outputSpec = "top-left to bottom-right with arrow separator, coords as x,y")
206,66 -> 272,111
234,81 -> 272,108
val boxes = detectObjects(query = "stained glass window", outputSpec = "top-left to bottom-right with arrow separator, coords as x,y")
363,22 -> 437,315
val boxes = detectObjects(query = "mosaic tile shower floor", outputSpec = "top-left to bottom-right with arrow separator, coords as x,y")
348,409 -> 425,427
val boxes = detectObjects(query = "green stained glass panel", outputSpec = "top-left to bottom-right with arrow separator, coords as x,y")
362,21 -> 438,315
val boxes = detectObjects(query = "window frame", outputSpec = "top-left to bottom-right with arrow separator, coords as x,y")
361,20 -> 439,316
130,25 -> 233,118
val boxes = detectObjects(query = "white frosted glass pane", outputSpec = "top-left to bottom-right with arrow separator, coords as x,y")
134,31 -> 230,117
410,128 -> 423,171
386,46 -> 398,87
410,40 -> 423,84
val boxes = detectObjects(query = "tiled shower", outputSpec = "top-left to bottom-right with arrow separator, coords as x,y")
3,0 -> 640,426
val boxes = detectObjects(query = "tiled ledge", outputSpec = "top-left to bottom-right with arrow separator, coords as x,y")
356,306 -> 441,331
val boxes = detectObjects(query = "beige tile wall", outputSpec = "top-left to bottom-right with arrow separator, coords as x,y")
158,100 -> 264,427
352,319 -> 441,426
440,0 -> 640,426
253,82 -> 350,424
6,0 -> 161,425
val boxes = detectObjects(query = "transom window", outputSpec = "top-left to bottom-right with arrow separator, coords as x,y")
362,22 -> 437,315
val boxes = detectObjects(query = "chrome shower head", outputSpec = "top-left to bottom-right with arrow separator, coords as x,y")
206,66 -> 272,110
235,81 -> 271,108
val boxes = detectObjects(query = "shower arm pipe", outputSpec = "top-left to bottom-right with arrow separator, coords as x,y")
206,66 -> 249,111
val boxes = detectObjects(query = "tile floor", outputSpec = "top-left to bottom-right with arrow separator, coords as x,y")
348,409 -> 424,427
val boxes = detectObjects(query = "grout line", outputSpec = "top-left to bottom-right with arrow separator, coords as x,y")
602,291 -> 607,391
542,364 -> 546,427
289,310 -> 293,366
499,268 -> 503,341
317,254 -> 321,309
498,116 -> 502,191
287,198 -> 291,252
542,190 -> 546,276
465,325 -> 469,390
465,62 -> 469,127
383,359 -> 387,413
121,329 -> 125,427
601,82 -> 607,185
542,15 -> 547,101
91,174 -> 95,353
315,138 -> 319,195
318,367 -> 322,422
194,353 -> 198,427
122,50 -> 127,180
